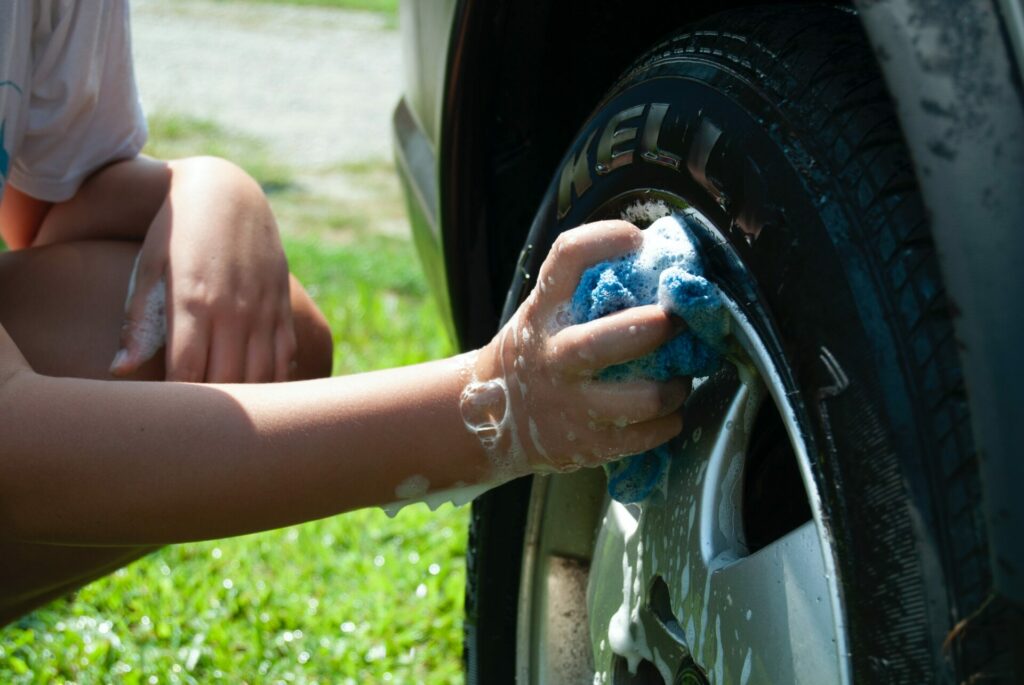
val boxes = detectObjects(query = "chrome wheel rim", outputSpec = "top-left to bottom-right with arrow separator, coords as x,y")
515,208 -> 850,685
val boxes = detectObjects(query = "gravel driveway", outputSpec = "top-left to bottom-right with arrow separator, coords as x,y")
131,0 -> 402,169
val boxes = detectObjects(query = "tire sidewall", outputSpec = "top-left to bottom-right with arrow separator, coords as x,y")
499,39 -> 952,682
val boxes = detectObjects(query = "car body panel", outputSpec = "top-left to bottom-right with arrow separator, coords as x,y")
392,0 -> 458,339
854,0 -> 1024,604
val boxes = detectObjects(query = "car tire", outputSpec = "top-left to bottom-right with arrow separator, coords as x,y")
464,5 -> 1018,683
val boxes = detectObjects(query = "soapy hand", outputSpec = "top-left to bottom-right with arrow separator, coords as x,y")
109,157 -> 296,382
467,221 -> 687,480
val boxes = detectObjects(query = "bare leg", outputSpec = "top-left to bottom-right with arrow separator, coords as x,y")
0,240 -> 333,625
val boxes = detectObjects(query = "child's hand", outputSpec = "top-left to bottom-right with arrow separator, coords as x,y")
467,220 -> 687,480
110,157 -> 296,383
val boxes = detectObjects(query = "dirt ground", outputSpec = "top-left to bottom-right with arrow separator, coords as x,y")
131,0 -> 402,169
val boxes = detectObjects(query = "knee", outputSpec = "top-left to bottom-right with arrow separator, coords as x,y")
289,274 -> 333,380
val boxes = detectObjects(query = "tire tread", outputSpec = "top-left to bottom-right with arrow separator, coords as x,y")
613,4 -> 1001,681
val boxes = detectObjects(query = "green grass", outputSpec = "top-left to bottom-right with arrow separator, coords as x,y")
285,235 -> 450,374
144,115 -> 295,195
0,114 -> 467,682
2,507 -> 467,684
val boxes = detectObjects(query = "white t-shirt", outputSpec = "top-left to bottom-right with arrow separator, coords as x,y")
0,0 -> 147,203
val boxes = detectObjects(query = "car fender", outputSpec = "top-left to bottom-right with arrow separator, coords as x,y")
854,0 -> 1024,604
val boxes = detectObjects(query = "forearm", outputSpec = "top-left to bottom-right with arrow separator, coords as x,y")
0,353 -> 491,546
0,220 -> 688,549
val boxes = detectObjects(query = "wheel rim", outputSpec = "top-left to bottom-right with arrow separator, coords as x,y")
515,206 -> 850,685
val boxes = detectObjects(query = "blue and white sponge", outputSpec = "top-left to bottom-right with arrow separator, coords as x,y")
569,214 -> 729,503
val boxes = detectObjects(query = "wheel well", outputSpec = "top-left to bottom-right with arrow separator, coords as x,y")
441,0 -> 855,348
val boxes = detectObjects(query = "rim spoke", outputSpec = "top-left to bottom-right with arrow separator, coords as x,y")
585,369 -> 841,683
700,522 -> 841,684
641,367 -> 757,573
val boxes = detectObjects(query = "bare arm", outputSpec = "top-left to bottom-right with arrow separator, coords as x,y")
1,156 -> 298,382
0,221 -> 685,547
0,337 -> 487,546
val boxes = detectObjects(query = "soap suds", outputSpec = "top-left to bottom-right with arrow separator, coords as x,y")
460,379 -> 510,450
570,214 -> 729,503
620,199 -> 671,227
740,648 -> 753,685
606,506 -> 674,684
119,253 -> 167,366
381,480 -> 492,518
528,418 -> 549,461
395,474 -> 429,499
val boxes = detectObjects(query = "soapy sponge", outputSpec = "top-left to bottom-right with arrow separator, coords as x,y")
570,214 -> 729,503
